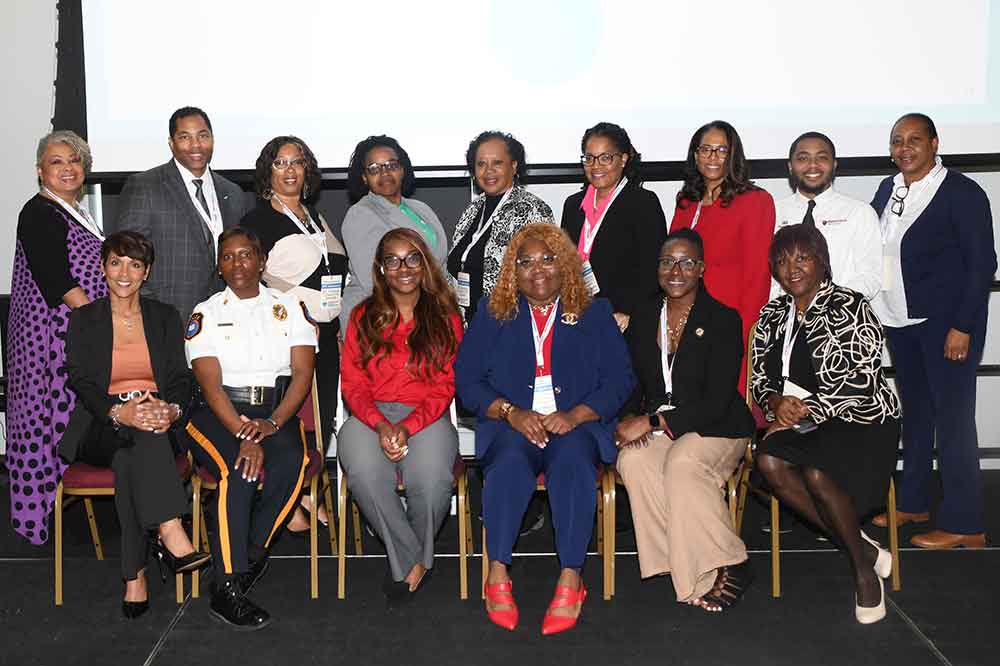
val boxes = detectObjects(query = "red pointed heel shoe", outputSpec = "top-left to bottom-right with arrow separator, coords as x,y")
541,583 -> 587,636
484,580 -> 519,631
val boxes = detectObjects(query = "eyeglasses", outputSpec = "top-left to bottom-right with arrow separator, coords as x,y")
381,251 -> 422,271
658,257 -> 701,272
696,144 -> 730,159
890,184 -> 909,216
580,152 -> 622,166
365,160 -> 402,176
272,158 -> 306,170
515,254 -> 558,270
777,253 -> 815,268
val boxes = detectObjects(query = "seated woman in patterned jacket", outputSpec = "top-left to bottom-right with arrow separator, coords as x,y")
751,224 -> 900,626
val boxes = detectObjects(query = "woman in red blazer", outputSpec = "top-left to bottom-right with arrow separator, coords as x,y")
670,120 -> 775,395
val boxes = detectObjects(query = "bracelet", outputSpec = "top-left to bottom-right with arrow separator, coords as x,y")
497,400 -> 515,423
109,403 -> 123,430
265,416 -> 279,431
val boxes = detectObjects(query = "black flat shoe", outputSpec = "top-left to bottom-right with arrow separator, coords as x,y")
209,579 -> 271,631
122,599 -> 149,620
148,536 -> 212,581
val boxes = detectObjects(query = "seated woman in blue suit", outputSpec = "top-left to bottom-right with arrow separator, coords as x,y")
455,224 -> 635,636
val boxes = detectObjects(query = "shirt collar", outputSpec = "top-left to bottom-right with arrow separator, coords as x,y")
174,158 -> 212,184
795,185 -> 835,206
892,155 -> 944,190
222,285 -> 266,308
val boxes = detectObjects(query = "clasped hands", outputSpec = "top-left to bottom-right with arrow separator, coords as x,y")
113,391 -> 180,433
376,422 -> 411,461
764,394 -> 810,438
508,408 -> 580,448
614,414 -> 656,449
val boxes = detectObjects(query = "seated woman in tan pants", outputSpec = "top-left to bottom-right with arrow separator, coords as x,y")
615,228 -> 755,612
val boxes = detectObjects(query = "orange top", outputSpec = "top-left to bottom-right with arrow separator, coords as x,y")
107,341 -> 158,394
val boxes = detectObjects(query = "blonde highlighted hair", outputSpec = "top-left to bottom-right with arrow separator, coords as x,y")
488,223 -> 591,321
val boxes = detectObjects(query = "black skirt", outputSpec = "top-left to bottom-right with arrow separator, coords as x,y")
757,417 -> 900,518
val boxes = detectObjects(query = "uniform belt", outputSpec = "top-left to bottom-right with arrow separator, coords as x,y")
222,385 -> 276,406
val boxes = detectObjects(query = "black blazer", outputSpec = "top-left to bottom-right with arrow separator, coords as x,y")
623,285 -> 754,440
60,297 -> 191,462
561,184 -> 667,317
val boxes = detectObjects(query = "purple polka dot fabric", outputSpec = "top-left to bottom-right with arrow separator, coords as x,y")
6,204 -> 106,545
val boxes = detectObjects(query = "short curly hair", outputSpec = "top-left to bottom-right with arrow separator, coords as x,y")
346,135 -> 416,204
488,224 -> 591,321
465,130 -> 527,185
253,135 -> 323,204
36,130 -> 93,183
768,224 -> 832,283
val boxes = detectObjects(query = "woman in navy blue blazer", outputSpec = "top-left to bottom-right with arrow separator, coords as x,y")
455,224 -> 634,635
870,113 -> 996,549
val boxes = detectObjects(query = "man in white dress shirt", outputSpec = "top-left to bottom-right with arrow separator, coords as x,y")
111,107 -> 249,321
771,132 -> 882,300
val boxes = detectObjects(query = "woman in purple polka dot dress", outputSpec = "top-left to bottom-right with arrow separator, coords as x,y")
6,131 -> 107,544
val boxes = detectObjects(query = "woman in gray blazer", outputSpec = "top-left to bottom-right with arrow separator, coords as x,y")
340,135 -> 448,329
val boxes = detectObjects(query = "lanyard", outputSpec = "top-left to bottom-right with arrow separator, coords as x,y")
689,201 -> 704,230
460,186 -> 513,268
42,188 -> 103,240
781,293 -> 819,379
274,197 -> 330,271
530,298 -> 559,368
579,177 -> 628,261
658,300 -> 677,400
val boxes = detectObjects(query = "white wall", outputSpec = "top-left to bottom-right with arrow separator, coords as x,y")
1,0 -> 57,290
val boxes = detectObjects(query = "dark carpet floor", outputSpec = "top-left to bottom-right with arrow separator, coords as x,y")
2,465 -> 998,666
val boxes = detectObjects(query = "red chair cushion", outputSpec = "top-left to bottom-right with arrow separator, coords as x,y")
62,463 -> 115,489
304,448 -> 323,481
297,390 -> 316,432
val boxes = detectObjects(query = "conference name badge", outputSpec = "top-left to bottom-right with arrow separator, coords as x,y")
581,260 -> 600,296
321,274 -> 342,315
531,375 -> 558,415
456,271 -> 471,307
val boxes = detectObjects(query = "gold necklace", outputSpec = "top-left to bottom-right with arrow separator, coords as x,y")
530,301 -> 555,316
665,301 -> 693,350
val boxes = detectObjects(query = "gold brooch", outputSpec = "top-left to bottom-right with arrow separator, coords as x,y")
695,327 -> 704,337
273,304 -> 288,321
560,313 -> 578,326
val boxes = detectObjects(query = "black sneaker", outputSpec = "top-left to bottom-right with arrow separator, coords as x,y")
239,555 -> 270,595
209,579 -> 271,631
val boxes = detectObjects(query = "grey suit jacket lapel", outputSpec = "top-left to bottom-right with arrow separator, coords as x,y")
163,161 -> 214,252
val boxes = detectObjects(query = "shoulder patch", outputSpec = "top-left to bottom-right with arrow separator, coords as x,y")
185,313 -> 204,340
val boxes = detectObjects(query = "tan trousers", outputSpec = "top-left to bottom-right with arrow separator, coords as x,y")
617,431 -> 748,602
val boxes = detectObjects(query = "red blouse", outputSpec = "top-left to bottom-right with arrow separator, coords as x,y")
670,187 -> 775,394
341,307 -> 464,435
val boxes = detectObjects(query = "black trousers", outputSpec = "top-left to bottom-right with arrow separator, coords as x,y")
79,424 -> 188,580
314,320 -> 340,449
186,404 -> 307,576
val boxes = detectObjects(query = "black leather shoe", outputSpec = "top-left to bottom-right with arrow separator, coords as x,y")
239,556 -> 270,595
121,599 -> 149,620
209,579 -> 271,631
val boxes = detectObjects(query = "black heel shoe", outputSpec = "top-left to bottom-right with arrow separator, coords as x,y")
148,536 -> 212,580
122,599 -> 149,619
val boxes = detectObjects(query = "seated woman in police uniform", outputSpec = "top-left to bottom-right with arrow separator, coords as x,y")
338,227 -> 463,605
185,226 -> 317,631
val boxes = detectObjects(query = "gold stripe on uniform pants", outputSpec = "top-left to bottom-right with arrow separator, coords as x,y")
186,422 -> 235,574
263,421 -> 309,548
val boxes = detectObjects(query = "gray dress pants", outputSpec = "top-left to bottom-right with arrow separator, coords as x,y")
337,402 -> 458,581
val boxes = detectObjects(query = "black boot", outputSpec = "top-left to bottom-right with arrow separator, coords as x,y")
239,554 -> 270,595
209,578 -> 271,631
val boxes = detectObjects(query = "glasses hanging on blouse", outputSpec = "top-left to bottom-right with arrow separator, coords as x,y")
890,184 -> 910,216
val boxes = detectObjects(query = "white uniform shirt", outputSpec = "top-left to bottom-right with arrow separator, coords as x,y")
174,159 -> 224,253
185,285 -> 318,387
871,158 -> 947,328
772,187 -> 883,301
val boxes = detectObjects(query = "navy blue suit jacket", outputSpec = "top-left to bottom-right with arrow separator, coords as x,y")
871,170 -> 996,332
455,296 -> 636,464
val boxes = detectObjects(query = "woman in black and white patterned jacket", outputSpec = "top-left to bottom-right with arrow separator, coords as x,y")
447,131 -> 554,325
750,224 -> 900,625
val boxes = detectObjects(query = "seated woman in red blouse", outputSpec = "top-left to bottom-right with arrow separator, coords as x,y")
338,228 -> 463,604
670,120 -> 775,395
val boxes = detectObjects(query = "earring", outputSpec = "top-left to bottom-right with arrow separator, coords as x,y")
380,266 -> 385,275
302,182 -> 310,199
263,187 -> 272,200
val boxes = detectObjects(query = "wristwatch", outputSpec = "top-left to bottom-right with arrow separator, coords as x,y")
648,412 -> 660,430
498,400 -> 515,422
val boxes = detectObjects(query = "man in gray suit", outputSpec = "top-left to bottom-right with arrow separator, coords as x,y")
112,107 -> 249,320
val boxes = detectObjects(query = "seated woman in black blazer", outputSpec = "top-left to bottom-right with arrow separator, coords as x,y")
615,228 -> 755,612
62,231 -> 210,619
